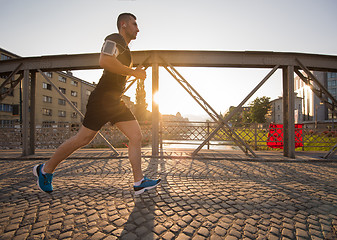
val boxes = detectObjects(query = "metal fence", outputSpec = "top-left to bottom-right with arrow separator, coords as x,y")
160,121 -> 337,151
0,121 -> 336,151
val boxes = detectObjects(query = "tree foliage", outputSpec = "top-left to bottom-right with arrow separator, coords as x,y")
224,96 -> 271,125
224,106 -> 244,126
135,79 -> 148,121
249,96 -> 271,123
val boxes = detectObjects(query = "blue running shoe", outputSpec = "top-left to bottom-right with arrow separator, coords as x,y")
33,164 -> 53,193
134,177 -> 161,195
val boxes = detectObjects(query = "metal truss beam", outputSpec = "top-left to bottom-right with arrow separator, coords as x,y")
161,57 -> 258,158
1,51 -> 337,157
283,66 -> 295,158
123,56 -> 150,93
1,51 -> 337,75
295,58 -> 337,114
295,59 -> 337,158
38,70 -> 118,156
0,63 -> 23,101
323,143 -> 337,159
194,65 -> 280,156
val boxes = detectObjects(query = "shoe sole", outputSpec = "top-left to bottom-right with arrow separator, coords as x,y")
33,164 -> 52,193
134,181 -> 161,195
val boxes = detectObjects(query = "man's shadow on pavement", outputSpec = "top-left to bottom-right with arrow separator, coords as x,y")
120,155 -> 165,240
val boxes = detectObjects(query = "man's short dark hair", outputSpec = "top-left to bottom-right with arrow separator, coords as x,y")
117,13 -> 136,30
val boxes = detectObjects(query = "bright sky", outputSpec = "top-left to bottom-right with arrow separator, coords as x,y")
1,0 -> 337,120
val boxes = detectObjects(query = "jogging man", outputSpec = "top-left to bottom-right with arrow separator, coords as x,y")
33,13 -> 160,195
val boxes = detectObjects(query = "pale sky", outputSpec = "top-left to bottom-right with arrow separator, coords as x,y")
1,0 -> 337,120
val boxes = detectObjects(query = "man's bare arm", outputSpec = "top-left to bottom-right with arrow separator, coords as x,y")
99,53 -> 146,80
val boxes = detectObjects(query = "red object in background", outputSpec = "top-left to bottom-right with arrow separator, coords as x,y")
267,124 -> 303,149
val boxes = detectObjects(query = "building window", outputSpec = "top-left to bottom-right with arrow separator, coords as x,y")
0,120 -> 15,127
71,101 -> 77,107
42,108 -> 52,116
331,88 -> 337,96
71,90 -> 78,97
58,110 -> 66,117
58,99 -> 66,105
12,105 -> 19,115
43,82 -> 52,90
277,105 -> 280,110
43,95 -> 52,103
42,121 -> 55,127
59,76 -> 66,83
71,80 -> 78,86
59,87 -> 66,94
86,90 -> 91,96
44,72 -> 53,78
0,54 -> 11,61
0,104 -> 13,112
71,112 -> 77,118
0,87 -> 14,96
328,72 -> 337,79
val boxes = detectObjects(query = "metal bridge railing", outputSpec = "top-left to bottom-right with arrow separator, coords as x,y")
0,121 -> 336,152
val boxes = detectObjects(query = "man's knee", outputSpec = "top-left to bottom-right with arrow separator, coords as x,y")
73,126 -> 97,147
73,133 -> 94,147
130,132 -> 142,143
81,136 -> 93,146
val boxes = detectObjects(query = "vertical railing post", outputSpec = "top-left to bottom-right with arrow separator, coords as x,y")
207,122 -> 210,149
22,69 -> 30,156
152,60 -> 159,157
29,70 -> 36,155
159,119 -> 163,156
283,65 -> 295,158
254,123 -> 258,150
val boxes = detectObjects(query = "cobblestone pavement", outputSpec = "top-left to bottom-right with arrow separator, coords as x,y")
0,154 -> 337,239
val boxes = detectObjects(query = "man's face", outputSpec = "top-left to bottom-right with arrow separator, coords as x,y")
125,17 -> 139,40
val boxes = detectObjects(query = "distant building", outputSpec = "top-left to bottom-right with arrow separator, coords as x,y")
0,48 -> 97,127
294,71 -> 337,122
269,94 -> 303,124
161,112 -> 189,122
0,48 -> 21,126
35,70 -> 95,127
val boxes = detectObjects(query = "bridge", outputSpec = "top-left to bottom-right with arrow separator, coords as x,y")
1,50 -> 337,158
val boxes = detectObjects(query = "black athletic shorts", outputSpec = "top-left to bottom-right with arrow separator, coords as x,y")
82,100 -> 136,131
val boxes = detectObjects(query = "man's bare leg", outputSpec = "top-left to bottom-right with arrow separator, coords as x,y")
115,120 -> 143,182
43,125 -> 98,173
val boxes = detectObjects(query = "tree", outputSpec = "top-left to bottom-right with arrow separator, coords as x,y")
135,79 -> 148,121
249,96 -> 271,123
224,106 -> 244,126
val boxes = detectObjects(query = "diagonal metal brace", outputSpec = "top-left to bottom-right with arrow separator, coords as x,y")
194,65 -> 279,155
296,58 -> 337,111
123,56 -> 151,93
38,70 -> 119,156
323,143 -> 337,159
295,66 -> 337,116
162,62 -> 256,157
0,63 -> 23,101
161,57 -> 259,158
295,59 -> 337,159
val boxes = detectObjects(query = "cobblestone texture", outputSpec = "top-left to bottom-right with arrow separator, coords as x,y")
0,154 -> 337,239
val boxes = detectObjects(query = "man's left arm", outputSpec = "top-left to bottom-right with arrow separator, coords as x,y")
99,39 -> 146,80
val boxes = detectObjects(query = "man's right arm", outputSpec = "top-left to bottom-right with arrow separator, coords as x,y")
99,53 -> 146,80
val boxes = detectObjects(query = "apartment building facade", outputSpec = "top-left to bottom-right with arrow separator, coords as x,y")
36,71 -> 95,127
269,95 -> 303,124
0,48 -> 96,127
294,71 -> 337,122
0,48 -> 21,126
